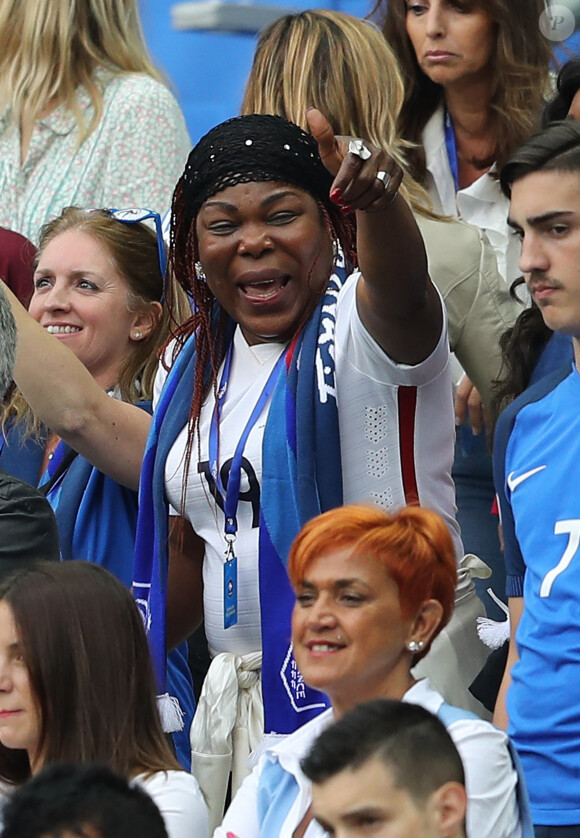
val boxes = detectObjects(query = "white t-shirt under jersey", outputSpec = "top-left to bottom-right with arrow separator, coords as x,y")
154,273 -> 461,658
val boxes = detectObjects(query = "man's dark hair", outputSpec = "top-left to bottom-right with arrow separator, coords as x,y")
500,121 -> 580,198
543,59 -> 580,125
301,699 -> 464,805
492,121 -> 580,427
1,763 -> 168,838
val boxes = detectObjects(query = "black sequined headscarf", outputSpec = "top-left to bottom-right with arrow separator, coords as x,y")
181,113 -> 339,225
170,114 -> 356,297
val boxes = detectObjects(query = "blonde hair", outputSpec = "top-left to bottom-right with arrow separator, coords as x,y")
0,0 -> 163,144
3,207 -> 171,437
242,10 -> 438,218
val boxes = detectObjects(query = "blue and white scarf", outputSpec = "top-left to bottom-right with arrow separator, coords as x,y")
133,265 -> 346,735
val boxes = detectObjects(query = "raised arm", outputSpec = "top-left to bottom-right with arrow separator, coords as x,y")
307,109 -> 442,365
493,596 -> 523,730
0,282 -> 149,490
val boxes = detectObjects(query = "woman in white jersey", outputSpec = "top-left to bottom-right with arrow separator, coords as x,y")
0,112 -> 459,821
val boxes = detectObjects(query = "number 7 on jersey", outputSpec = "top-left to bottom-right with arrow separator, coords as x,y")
540,520 -> 580,598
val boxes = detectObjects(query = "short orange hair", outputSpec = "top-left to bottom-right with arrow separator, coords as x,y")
288,505 -> 457,653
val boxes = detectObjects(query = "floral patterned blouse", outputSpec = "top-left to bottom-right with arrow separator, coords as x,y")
0,67 -> 191,243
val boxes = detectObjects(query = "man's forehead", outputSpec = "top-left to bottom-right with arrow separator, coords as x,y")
509,169 -> 580,224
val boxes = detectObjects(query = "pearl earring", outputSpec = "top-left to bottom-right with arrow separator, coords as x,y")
407,640 -> 424,653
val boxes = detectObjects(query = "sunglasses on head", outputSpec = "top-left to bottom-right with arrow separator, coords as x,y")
107,208 -> 167,279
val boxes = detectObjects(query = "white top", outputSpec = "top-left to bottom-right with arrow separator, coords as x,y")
215,679 -> 521,838
135,770 -> 209,838
422,106 -> 521,289
155,272 -> 461,657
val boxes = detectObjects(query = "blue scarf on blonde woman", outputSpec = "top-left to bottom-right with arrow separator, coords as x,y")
133,265 -> 346,736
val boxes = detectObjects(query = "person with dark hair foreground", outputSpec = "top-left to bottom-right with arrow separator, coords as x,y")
493,121 -> 580,834
1,763 -> 169,838
0,562 -> 208,838
217,505 -> 523,838
302,699 -> 467,838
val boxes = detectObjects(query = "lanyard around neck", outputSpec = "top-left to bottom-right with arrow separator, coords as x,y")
444,109 -> 460,192
209,340 -> 286,544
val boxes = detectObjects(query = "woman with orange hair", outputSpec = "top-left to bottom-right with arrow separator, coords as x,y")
216,504 -> 525,838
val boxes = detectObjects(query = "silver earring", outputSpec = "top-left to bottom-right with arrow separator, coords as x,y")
134,331 -> 143,340
332,239 -> 339,261
407,640 -> 424,653
195,261 -> 206,282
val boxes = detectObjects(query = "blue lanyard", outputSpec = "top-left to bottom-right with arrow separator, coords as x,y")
39,440 -> 70,501
45,440 -> 68,481
209,341 -> 286,546
444,109 -> 460,192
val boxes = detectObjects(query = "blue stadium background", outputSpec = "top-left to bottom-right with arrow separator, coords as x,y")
138,0 -> 580,146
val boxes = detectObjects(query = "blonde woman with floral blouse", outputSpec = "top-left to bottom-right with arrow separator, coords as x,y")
0,0 -> 191,242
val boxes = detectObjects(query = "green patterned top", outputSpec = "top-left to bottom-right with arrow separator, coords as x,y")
0,67 -> 191,243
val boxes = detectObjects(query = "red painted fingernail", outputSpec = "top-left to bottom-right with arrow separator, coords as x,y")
330,188 -> 343,204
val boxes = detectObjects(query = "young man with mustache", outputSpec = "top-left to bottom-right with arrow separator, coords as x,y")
494,120 -> 580,837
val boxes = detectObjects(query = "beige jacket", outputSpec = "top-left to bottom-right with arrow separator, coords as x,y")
416,213 -> 519,408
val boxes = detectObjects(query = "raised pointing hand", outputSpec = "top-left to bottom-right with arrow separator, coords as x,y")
306,107 -> 402,213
